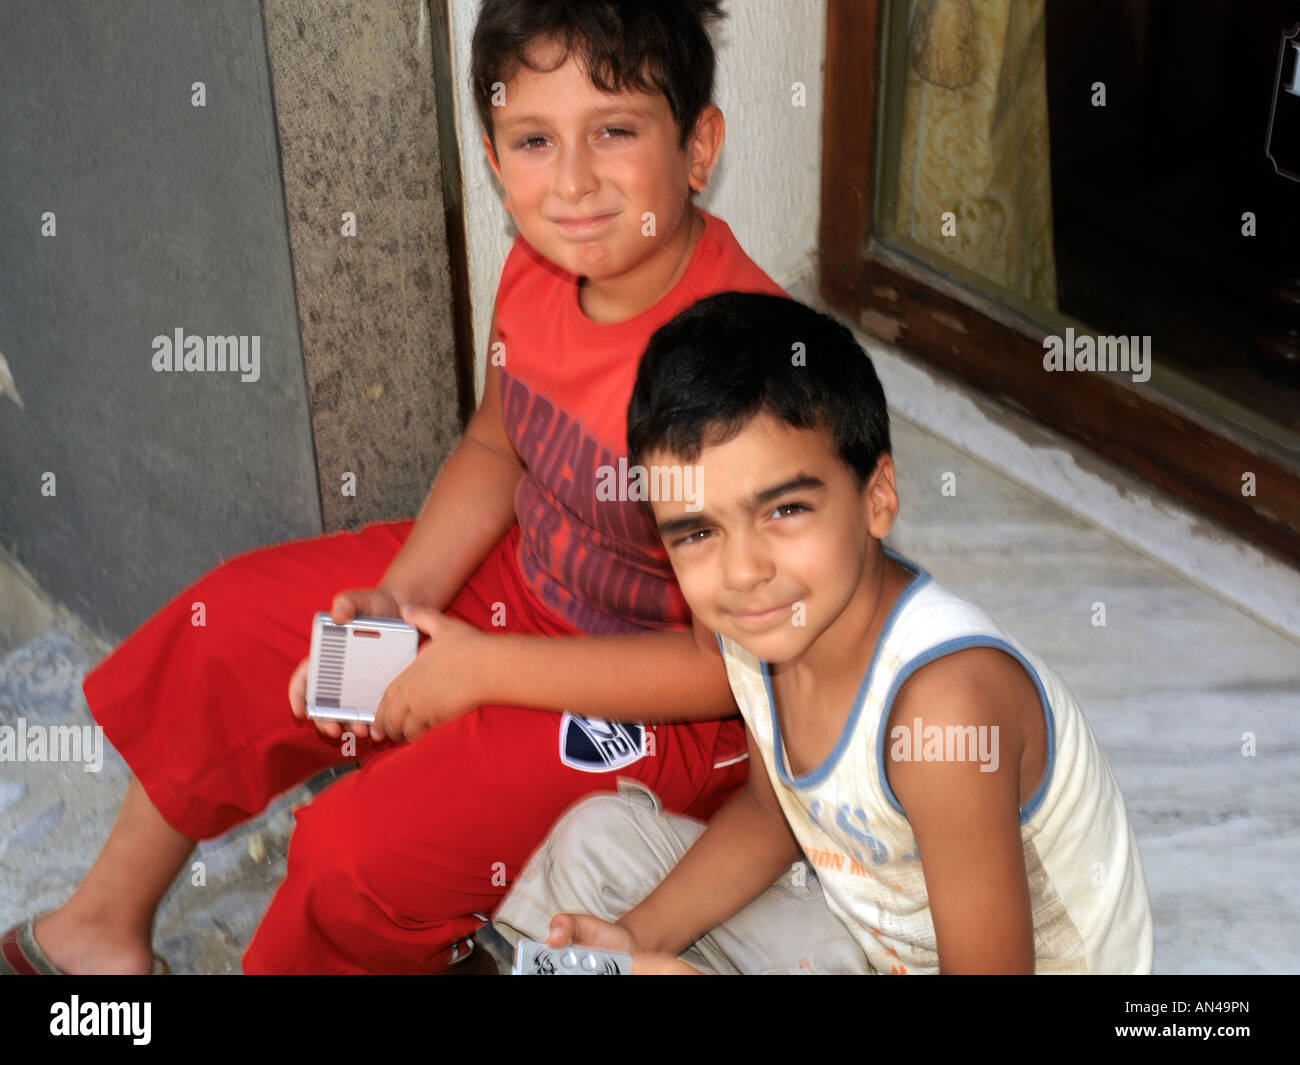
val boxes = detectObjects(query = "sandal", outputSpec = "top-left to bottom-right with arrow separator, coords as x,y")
1,918 -> 170,975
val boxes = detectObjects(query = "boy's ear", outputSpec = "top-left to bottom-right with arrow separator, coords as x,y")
687,104 -> 725,193
863,453 -> 899,540
483,133 -> 511,213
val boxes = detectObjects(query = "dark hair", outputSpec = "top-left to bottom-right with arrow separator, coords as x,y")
627,293 -> 892,486
470,0 -> 726,151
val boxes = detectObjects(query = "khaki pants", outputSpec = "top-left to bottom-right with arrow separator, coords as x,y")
490,779 -> 874,974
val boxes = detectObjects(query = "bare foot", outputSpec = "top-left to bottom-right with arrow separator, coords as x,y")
31,908 -> 156,975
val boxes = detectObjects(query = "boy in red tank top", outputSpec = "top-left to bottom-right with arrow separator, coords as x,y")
3,0 -> 785,976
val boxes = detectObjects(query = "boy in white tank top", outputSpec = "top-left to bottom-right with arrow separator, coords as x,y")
490,292 -> 1153,974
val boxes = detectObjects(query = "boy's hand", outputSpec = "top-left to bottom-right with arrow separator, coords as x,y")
287,586 -> 409,740
367,604 -> 490,742
547,913 -> 638,955
546,914 -> 702,975
328,586 -> 407,625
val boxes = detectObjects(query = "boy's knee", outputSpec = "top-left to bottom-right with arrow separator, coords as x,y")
525,790 -> 662,888
547,793 -> 643,862
185,548 -> 273,627
503,785 -> 700,929
280,787 -> 394,914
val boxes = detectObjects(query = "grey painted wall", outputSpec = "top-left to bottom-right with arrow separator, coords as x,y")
0,0 -> 321,642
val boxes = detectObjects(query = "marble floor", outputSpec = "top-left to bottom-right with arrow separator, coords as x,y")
1,377 -> 1297,974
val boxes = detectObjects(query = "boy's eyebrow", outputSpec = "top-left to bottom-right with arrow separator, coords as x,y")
497,105 -> 657,132
655,475 -> 827,537
754,475 -> 826,505
657,513 -> 708,537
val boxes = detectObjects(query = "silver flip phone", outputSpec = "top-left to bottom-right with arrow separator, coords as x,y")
305,612 -> 419,724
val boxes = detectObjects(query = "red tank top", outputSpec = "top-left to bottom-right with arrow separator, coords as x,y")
494,210 -> 785,635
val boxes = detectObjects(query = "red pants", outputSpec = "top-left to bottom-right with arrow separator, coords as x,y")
82,520 -> 748,973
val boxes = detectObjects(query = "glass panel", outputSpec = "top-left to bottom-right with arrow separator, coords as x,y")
874,0 -> 1300,469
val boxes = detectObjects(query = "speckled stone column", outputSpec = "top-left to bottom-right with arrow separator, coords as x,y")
263,0 -> 463,530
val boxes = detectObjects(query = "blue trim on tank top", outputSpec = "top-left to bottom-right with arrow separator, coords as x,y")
755,551 -> 1056,824
760,545 -> 930,792
872,637 -> 1057,824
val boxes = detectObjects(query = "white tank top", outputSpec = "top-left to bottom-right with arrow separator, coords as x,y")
718,552 -> 1153,974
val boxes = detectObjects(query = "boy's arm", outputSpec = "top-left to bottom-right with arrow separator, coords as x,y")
376,562 -> 735,737
378,319 -> 523,610
613,723 -> 803,955
297,318 -> 525,737
886,647 -> 1039,974
376,316 -> 733,725
479,609 -> 737,722
364,336 -> 736,735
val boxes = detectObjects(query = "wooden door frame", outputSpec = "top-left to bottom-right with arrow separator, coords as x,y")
818,0 -> 1300,568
